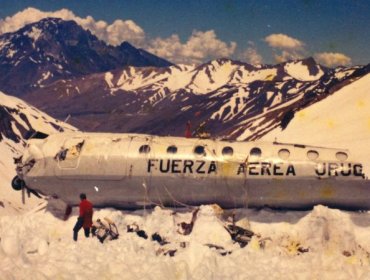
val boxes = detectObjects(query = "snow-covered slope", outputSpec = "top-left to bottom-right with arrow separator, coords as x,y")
261,74 -> 370,175
284,59 -> 324,81
0,91 -> 77,215
2,204 -> 370,279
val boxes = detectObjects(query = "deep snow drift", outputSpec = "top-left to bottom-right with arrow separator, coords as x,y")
1,204 -> 370,279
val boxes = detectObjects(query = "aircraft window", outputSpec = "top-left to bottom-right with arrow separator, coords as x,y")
167,145 -> 177,154
194,145 -> 205,156
250,147 -> 262,157
307,150 -> 319,160
139,145 -> 151,154
336,151 -> 348,161
222,146 -> 234,156
278,149 -> 290,160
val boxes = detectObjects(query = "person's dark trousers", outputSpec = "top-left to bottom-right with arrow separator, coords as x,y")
73,217 -> 84,241
84,227 -> 90,238
73,217 -> 91,241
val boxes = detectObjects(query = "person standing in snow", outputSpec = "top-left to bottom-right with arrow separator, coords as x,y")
73,193 -> 93,241
185,121 -> 192,138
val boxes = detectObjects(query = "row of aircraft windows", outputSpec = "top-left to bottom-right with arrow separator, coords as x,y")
138,145 -> 348,161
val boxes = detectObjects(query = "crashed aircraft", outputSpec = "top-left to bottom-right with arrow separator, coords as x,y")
11,132 -> 370,210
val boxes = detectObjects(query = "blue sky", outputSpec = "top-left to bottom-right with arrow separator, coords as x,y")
0,0 -> 369,66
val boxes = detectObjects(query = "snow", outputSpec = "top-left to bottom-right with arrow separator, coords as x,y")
22,26 -> 43,49
269,92 -> 282,107
36,71 -> 52,87
165,67 -> 194,92
211,87 -> 248,122
0,39 -> 8,50
104,72 -> 118,95
262,74 -> 370,175
284,61 -> 324,81
6,48 -> 17,58
335,69 -> 356,80
0,138 -> 41,216
105,72 -> 114,88
188,61 -> 238,94
1,93 -> 76,135
29,57 -> 38,64
231,68 -> 277,84
26,26 -> 43,46
0,91 -> 77,216
2,200 -> 370,279
181,105 -> 192,111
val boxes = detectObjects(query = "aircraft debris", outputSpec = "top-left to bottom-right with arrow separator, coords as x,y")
204,244 -> 232,256
225,223 -> 254,248
127,223 -> 148,239
151,232 -> 169,245
54,140 -> 85,161
91,217 -> 119,243
177,208 -> 200,235
13,132 -> 370,210
155,247 -> 177,257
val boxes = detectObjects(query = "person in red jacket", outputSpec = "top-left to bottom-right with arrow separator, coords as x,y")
185,121 -> 192,138
73,193 -> 93,241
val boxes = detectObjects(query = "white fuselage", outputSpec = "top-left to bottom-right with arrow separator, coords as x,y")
17,132 -> 369,209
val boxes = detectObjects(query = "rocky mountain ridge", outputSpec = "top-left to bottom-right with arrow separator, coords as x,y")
23,57 -> 369,140
0,18 -> 172,96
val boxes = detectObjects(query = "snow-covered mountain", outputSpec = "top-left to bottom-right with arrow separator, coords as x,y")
261,73 -> 370,175
0,90 -> 76,214
23,57 -> 369,139
1,17 -> 368,142
0,18 -> 172,96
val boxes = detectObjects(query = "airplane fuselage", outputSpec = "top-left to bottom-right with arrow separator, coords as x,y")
15,132 -> 370,210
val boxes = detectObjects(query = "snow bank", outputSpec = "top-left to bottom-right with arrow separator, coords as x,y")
1,204 -> 370,279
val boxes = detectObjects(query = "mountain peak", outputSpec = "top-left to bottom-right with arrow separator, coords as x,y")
0,17 -> 173,96
20,17 -> 82,37
283,57 -> 324,81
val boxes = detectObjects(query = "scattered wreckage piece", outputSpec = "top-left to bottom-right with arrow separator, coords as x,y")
124,206 -> 275,257
151,232 -> 170,245
127,222 -> 179,257
91,217 -> 119,243
225,223 -> 255,248
204,243 -> 232,256
127,223 -> 148,239
177,208 -> 200,235
155,247 -> 177,257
